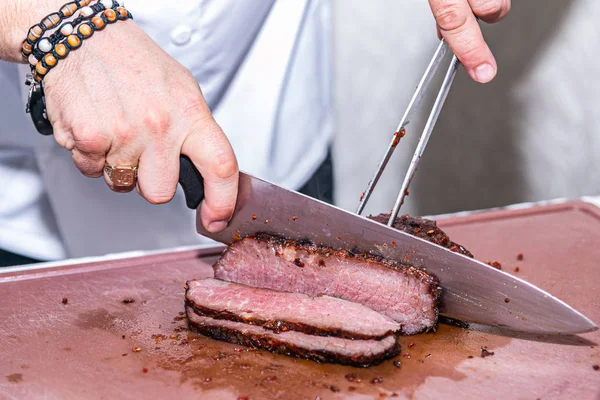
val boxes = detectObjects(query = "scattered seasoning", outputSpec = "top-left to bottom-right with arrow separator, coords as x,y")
404,189 -> 409,196
291,216 -> 297,221
233,233 -> 241,241
293,258 -> 305,268
504,298 -> 510,303
391,131 -> 402,147
514,266 -> 520,272
379,393 -> 388,397
328,385 -> 340,393
426,230 -> 434,234
348,386 -> 357,391
238,397 -> 249,400
425,354 -> 432,358
391,393 -> 399,398
61,298 -> 68,304
407,342 -> 415,348
517,253 -> 524,261
403,354 -> 411,359
593,365 -> 599,371
467,356 -> 474,359
486,261 -> 502,270
204,377 -> 212,383
251,215 -> 257,220
393,360 -> 401,368
404,255 -> 409,261
178,312 -> 185,316
345,373 -> 357,382
316,292 -> 323,297
122,335 -> 126,339
481,346 -> 495,358
170,334 -> 179,339
142,368 -> 148,373
318,259 -> 326,267
391,241 -> 396,246
371,377 -> 383,384
359,192 -> 365,201
264,220 -> 269,225
122,298 -> 135,304
132,347 -> 142,353
239,363 -> 250,370
264,376 -> 277,382
122,353 -> 128,357
336,236 -> 342,240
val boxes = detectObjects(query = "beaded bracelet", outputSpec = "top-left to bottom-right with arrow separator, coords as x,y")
32,6 -> 132,82
28,1 -> 120,67
21,0 -> 93,59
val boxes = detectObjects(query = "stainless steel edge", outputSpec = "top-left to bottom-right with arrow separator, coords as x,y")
197,173 -> 598,334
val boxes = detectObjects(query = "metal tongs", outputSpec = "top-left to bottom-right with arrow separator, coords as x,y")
356,39 -> 460,224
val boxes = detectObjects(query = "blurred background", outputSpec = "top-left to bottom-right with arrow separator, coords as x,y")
332,0 -> 600,217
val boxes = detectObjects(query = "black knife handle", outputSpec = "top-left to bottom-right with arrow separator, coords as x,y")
178,155 -> 205,210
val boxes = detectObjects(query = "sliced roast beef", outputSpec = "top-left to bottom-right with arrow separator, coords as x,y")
185,278 -> 401,340
213,233 -> 441,335
186,308 -> 401,367
369,213 -> 473,257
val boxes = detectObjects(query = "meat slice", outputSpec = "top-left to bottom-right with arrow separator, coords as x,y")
185,278 -> 401,340
369,213 -> 473,257
186,308 -> 401,367
213,234 -> 441,335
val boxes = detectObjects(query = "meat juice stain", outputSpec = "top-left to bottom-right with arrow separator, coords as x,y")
6,373 -> 23,383
148,323 -> 512,399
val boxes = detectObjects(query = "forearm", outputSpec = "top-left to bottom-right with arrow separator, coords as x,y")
0,0 -> 67,62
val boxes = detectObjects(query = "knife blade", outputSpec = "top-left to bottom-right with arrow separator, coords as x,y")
179,156 -> 597,334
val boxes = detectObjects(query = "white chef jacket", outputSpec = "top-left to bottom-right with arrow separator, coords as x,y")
0,0 -> 333,260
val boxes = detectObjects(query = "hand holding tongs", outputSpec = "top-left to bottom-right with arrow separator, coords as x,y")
356,39 -> 460,224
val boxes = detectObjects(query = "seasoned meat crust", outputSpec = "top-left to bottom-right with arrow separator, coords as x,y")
214,233 -> 441,334
185,278 -> 401,340
187,308 -> 401,368
368,213 -> 473,258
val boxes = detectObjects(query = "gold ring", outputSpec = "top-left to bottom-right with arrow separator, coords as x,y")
104,163 -> 138,188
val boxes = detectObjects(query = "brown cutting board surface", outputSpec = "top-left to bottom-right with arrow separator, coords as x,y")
0,201 -> 599,400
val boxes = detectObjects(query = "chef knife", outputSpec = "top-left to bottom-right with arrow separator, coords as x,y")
179,156 -> 597,335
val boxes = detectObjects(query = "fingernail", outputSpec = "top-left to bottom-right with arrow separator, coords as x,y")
474,63 -> 495,83
208,220 -> 228,233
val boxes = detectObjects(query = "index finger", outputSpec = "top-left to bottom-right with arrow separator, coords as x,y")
429,0 -> 497,83
181,115 -> 239,234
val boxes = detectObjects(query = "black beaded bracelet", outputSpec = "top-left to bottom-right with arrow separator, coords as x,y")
21,0 -> 94,59
32,6 -> 132,82
28,0 -> 119,65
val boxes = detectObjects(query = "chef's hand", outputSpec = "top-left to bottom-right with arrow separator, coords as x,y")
43,21 -> 238,233
428,0 -> 510,83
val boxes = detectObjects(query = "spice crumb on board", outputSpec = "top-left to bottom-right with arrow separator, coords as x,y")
237,397 -> 249,400
393,360 -> 401,367
481,346 -> 495,358
486,261 -> 502,270
371,377 -> 383,384
407,342 -> 415,348
142,368 -> 148,373
328,385 -> 340,393
517,253 -> 524,261
61,298 -> 68,304
514,266 -> 520,272
348,386 -> 357,391
122,298 -> 135,304
593,364 -> 599,371
467,355 -> 474,359
345,373 -> 357,382
132,347 -> 142,353
504,298 -> 510,303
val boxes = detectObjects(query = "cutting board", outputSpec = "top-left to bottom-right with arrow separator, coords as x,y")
0,201 -> 598,399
